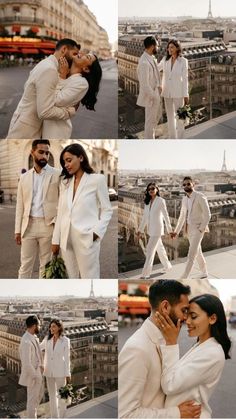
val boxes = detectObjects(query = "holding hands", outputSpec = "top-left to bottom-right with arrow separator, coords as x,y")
170,231 -> 177,239
154,311 -> 181,345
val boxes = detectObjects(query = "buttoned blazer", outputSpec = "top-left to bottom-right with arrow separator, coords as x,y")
7,55 -> 74,139
52,173 -> 112,250
119,319 -> 180,418
40,335 -> 71,378
19,331 -> 43,387
139,197 -> 172,237
175,191 -> 211,235
15,165 -> 61,237
42,74 -> 89,139
161,338 -> 225,418
158,56 -> 189,98
137,52 -> 161,108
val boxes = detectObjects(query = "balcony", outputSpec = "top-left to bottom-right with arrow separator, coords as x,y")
0,16 -> 44,25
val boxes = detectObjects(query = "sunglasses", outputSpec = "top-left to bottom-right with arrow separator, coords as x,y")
148,187 -> 156,191
183,182 -> 191,187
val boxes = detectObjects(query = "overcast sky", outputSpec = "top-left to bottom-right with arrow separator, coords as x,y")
119,0 -> 236,18
210,279 -> 236,308
84,0 -> 117,44
0,279 -> 117,298
118,140 -> 236,171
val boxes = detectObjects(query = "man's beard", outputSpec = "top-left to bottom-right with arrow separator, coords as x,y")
64,54 -> 73,68
169,308 -> 181,326
35,158 -> 47,168
34,326 -> 40,335
184,187 -> 193,193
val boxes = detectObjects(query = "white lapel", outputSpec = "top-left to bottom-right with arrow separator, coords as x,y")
43,166 -> 53,200
188,191 -> 197,217
71,172 -> 90,208
28,169 -> 34,206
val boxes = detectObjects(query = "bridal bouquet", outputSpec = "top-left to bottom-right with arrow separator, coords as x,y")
42,255 -> 68,279
58,384 -> 74,406
176,105 -> 193,125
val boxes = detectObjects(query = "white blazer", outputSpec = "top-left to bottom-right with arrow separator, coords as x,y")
42,74 -> 89,139
137,51 -> 161,108
139,197 -> 172,237
40,335 -> 70,378
119,318 -> 180,418
52,173 -> 112,250
175,191 -> 211,235
158,56 -> 189,98
161,338 -> 225,418
19,331 -> 43,387
7,55 -> 75,139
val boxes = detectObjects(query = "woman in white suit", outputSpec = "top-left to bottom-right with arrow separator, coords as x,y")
42,52 -> 102,139
52,143 -> 112,279
137,182 -> 172,279
158,39 -> 189,139
155,294 -> 231,418
40,319 -> 71,418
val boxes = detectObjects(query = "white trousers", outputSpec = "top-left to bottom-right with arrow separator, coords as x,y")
26,376 -> 43,419
164,97 -> 185,139
19,218 -> 53,279
46,377 -> 67,418
144,97 -> 161,139
61,225 -> 100,279
142,236 -> 171,277
180,228 -> 207,279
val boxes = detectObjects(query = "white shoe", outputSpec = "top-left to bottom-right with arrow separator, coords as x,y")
200,272 -> 208,279
140,275 -> 150,279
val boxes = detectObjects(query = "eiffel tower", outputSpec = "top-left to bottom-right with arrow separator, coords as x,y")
89,279 -> 95,298
221,150 -> 227,171
208,0 -> 213,18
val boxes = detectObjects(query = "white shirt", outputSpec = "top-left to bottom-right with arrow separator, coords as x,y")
30,164 -> 48,217
186,192 -> 195,224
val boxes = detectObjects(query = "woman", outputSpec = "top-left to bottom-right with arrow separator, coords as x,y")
158,39 -> 189,139
137,182 -> 172,279
52,143 -> 112,279
155,294 -> 231,418
42,52 -> 102,138
40,319 -> 71,418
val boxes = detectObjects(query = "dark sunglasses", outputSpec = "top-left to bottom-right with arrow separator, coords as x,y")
183,182 -> 191,187
148,187 -> 156,191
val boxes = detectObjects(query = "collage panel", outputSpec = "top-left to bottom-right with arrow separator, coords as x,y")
0,139 -> 118,279
0,278 -> 118,418
118,278 -> 236,418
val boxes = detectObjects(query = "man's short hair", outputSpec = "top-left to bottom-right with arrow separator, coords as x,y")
31,139 -> 50,150
144,36 -> 157,49
149,280 -> 191,310
55,38 -> 80,51
26,315 -> 40,328
183,176 -> 193,183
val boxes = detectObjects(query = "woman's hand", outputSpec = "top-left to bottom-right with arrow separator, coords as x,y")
66,376 -> 71,384
184,96 -> 189,105
154,311 -> 181,345
59,57 -> 69,79
52,244 -> 60,255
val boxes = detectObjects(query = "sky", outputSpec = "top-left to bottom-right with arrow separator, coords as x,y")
0,279 -> 117,298
118,140 -> 236,171
209,279 -> 236,308
119,0 -> 236,18
83,0 -> 118,44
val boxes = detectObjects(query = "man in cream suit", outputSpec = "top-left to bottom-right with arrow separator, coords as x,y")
172,176 -> 211,279
7,38 -> 80,139
137,36 -> 161,139
15,139 -> 60,278
19,315 -> 43,419
119,280 -> 201,418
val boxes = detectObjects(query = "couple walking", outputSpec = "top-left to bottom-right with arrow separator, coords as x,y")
19,316 -> 70,418
137,36 -> 189,139
15,139 -> 112,279
138,178 -> 211,279
7,38 -> 102,139
119,279 -> 231,418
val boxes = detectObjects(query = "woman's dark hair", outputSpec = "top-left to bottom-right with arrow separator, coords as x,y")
144,182 -> 160,205
190,294 -> 231,359
48,318 -> 64,340
81,55 -> 102,111
166,39 -> 182,61
60,143 -> 94,179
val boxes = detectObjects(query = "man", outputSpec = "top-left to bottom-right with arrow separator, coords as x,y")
171,176 -> 211,279
7,38 -> 80,139
137,36 -> 162,139
15,139 -> 60,278
119,280 -> 201,418
19,315 -> 43,419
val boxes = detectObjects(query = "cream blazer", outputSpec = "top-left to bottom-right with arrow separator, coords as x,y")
139,196 -> 172,237
52,173 -> 112,250
40,335 -> 70,378
119,318 -> 180,418
161,338 -> 225,418
175,191 -> 211,235
19,331 -> 43,387
15,165 -> 61,237
158,56 -> 189,98
42,74 -> 89,139
137,51 -> 161,108
7,55 -> 75,139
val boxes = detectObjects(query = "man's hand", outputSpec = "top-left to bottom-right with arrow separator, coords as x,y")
59,57 -> 69,79
51,244 -> 60,255
74,101 -> 80,111
178,401 -> 201,418
15,233 -> 21,245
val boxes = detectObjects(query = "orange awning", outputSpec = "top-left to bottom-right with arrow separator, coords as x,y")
0,48 -> 19,53
31,26 -> 39,33
129,308 -> 149,315
40,49 -> 53,54
21,48 -> 39,54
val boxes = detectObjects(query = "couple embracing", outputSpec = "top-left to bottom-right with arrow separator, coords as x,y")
119,279 -> 231,418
